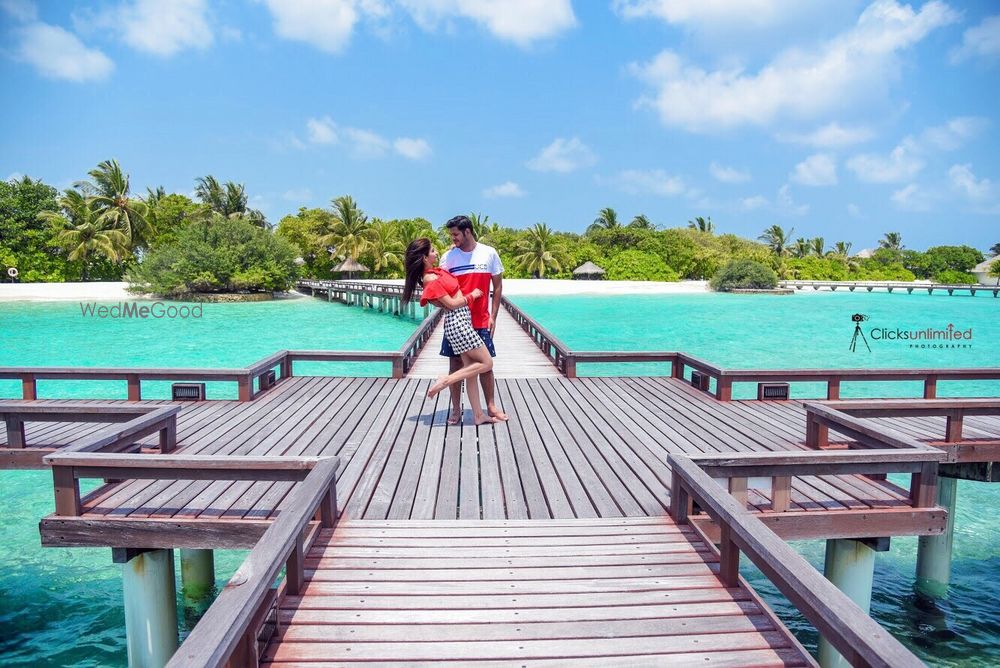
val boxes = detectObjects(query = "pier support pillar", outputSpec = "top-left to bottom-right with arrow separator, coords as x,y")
817,539 -> 875,668
916,476 -> 957,598
121,549 -> 178,668
180,548 -> 216,619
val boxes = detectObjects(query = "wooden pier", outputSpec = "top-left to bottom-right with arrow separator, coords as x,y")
3,280 -> 999,667
780,279 -> 1000,297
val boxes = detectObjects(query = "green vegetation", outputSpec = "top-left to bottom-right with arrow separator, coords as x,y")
711,260 -> 779,291
126,217 -> 297,297
1,167 -> 991,290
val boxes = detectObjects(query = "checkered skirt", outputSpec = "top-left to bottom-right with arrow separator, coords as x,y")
443,306 -> 483,355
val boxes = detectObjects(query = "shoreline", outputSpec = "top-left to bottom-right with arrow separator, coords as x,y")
0,280 -> 713,302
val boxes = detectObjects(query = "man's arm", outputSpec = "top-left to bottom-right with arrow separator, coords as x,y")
489,272 -> 502,337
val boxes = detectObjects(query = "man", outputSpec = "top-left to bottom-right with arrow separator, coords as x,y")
439,215 -> 509,423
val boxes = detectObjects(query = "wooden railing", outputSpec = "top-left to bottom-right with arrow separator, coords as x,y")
1,403 -> 179,469
298,279 -> 404,297
501,297 -> 574,373
43,452 -> 332,517
814,398 -> 1000,463
669,453 -> 924,668
399,307 -> 445,374
163,456 -> 340,668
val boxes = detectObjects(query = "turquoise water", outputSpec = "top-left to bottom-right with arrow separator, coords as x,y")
1,291 -> 997,665
516,291 -> 1000,666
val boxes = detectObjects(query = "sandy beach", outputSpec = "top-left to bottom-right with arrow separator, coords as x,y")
0,279 -> 710,302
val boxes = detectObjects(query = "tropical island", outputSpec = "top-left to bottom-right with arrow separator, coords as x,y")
2,161 -> 998,298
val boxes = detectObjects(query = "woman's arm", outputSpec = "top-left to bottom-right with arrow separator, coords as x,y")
431,288 -> 483,311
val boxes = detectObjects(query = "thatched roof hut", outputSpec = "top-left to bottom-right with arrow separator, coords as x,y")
573,261 -> 606,280
973,256 -> 999,286
332,258 -> 370,279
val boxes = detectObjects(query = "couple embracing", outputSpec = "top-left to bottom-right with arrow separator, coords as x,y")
401,215 -> 509,426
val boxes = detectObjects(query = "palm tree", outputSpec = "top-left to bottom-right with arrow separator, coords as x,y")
687,216 -> 714,233
988,242 -> 999,257
587,207 -> 620,234
879,232 -> 903,251
758,225 -> 794,256
467,212 -> 500,242
39,189 -> 127,280
367,219 -> 403,274
145,185 -> 167,208
792,238 -> 811,258
396,218 -> 435,248
832,241 -> 852,257
629,214 -> 655,229
809,237 -> 825,257
82,159 -> 152,251
320,195 -> 372,261
515,223 -> 563,278
195,175 -> 267,228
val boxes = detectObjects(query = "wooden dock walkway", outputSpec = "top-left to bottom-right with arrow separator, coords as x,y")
261,518 -> 814,666
407,307 -> 562,378
28,375 -> 979,548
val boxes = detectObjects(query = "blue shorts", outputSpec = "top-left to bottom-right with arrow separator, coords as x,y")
440,327 -> 496,358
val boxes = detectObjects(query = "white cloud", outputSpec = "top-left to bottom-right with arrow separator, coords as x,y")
777,184 -> 808,215
920,116 -> 988,151
306,116 -> 339,144
282,187 -> 313,201
891,183 -> 932,211
949,164 -> 992,200
709,162 -> 750,183
220,25 -> 243,42
791,153 -> 838,186
262,0 -> 385,54
483,181 -> 525,198
13,23 -> 114,82
845,116 -> 984,184
847,203 -> 861,217
847,139 -> 924,183
393,137 -> 432,160
777,122 -> 875,148
105,0 -> 213,57
950,15 -> 1000,63
0,0 -> 36,21
604,169 -> 690,197
526,137 -> 596,173
400,0 -> 576,46
342,127 -> 390,158
612,0 -> 806,29
741,194 -> 768,210
627,0 -> 959,132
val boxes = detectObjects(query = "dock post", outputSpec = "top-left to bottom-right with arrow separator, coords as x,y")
180,548 -> 216,620
817,539 -> 875,668
121,549 -> 178,668
916,476 -> 957,598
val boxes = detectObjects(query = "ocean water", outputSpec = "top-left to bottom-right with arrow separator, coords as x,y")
0,290 -> 997,665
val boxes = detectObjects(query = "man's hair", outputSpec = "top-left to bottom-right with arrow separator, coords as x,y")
445,215 -> 474,237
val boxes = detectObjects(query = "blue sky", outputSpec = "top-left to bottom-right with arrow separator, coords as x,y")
1,0 -> 999,251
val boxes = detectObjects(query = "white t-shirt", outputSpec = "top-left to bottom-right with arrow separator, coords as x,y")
440,243 -> 504,329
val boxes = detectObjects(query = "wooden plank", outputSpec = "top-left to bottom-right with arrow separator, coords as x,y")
263,631 -> 795,662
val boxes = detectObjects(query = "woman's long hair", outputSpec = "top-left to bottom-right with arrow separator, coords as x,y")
401,237 -> 432,306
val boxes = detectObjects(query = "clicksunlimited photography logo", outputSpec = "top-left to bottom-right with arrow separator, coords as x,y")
849,313 -> 973,352
79,302 -> 203,319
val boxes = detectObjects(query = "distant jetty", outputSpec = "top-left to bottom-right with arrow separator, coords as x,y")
780,280 -> 999,297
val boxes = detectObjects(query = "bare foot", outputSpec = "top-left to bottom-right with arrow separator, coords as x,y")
446,407 -> 462,426
473,413 -> 500,425
427,376 -> 448,398
487,405 -> 510,421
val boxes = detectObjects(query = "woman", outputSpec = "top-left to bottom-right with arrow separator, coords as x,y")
402,238 -> 499,425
